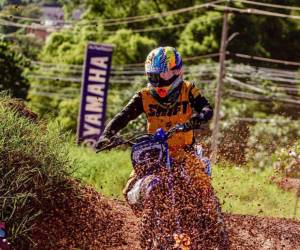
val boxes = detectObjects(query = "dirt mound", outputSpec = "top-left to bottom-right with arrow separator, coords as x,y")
274,177 -> 300,193
4,99 -> 38,122
226,214 -> 300,250
110,203 -> 300,250
29,180 -> 126,250
28,181 -> 300,250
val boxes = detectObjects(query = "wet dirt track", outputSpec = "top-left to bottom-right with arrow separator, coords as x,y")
114,201 -> 300,250
30,183 -> 300,250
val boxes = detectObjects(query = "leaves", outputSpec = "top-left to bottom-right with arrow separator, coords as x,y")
0,41 -> 30,99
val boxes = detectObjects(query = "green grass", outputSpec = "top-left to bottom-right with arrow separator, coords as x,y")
71,149 -> 300,220
0,95 -> 73,248
70,146 -> 132,198
3,92 -> 298,249
213,165 -> 300,219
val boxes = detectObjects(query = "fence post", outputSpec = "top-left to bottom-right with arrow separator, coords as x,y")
211,10 -> 229,163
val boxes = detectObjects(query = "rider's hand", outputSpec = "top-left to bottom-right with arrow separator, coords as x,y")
188,113 -> 206,129
95,135 -> 110,150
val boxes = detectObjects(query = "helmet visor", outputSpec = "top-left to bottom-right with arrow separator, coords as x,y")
147,73 -> 164,87
147,73 -> 178,88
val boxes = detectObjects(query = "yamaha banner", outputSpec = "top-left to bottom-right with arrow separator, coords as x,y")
77,42 -> 114,147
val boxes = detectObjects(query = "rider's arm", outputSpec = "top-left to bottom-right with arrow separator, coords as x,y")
102,92 -> 144,138
189,83 -> 213,122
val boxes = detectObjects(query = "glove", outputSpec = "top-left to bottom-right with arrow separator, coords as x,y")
188,113 -> 206,129
95,135 -> 110,150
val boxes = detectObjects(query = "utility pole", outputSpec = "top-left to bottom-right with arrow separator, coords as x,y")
211,10 -> 229,163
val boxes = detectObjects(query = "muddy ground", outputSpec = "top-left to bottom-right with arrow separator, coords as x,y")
29,181 -> 300,250
113,202 -> 300,250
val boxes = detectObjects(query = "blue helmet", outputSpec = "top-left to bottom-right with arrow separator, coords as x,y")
145,47 -> 183,106
145,46 -> 182,75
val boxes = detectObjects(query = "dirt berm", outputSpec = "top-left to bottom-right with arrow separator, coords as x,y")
30,180 -> 300,250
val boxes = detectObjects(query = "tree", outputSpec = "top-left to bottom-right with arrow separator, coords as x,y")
3,33 -> 43,59
0,4 -> 42,34
105,29 -> 157,65
178,12 -> 222,57
0,41 -> 30,99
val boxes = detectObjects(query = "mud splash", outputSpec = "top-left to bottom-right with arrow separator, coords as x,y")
28,180 -> 300,250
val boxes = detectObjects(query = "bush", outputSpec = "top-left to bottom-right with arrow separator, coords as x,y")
0,94 -> 72,248
0,41 -> 30,99
54,97 -> 80,133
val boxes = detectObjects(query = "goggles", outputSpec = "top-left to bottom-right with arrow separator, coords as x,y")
147,73 -> 170,87
147,69 -> 182,87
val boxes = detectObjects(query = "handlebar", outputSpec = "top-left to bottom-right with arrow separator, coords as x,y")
166,123 -> 191,137
96,123 -> 192,153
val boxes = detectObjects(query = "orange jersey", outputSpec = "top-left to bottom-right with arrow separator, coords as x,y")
102,80 -> 212,151
140,81 -> 197,148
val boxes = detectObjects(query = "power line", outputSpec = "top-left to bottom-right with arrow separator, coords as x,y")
28,74 -> 147,84
1,0 -> 299,33
227,72 -> 300,83
225,77 -> 267,94
80,0 -> 225,26
0,13 -> 43,22
228,89 -> 300,105
30,90 -> 75,99
226,77 -> 300,99
103,22 -> 189,34
31,85 -> 80,92
107,0 -> 224,22
227,72 -> 300,85
32,60 -> 299,80
184,53 -> 220,62
0,0 -> 224,28
30,53 -> 221,70
28,75 -> 81,83
30,52 -> 300,70
0,17 -> 193,34
232,117 -> 298,123
266,86 -> 300,92
230,52 -> 300,67
227,66 -> 300,79
0,18 -> 57,30
211,4 -> 300,20
31,61 -> 299,77
29,64 -> 300,88
234,0 -> 300,12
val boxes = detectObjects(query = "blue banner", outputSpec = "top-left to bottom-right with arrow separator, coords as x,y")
77,42 -> 114,147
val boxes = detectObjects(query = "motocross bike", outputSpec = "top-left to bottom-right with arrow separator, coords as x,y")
97,124 -> 229,250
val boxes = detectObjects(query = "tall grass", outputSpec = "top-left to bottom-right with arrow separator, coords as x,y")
0,95 -> 73,247
71,149 -> 300,220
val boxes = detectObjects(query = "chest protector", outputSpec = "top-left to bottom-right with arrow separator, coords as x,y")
141,81 -> 194,148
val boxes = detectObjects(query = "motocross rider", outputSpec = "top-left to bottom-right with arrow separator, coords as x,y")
96,46 -> 213,195
96,47 -> 229,249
